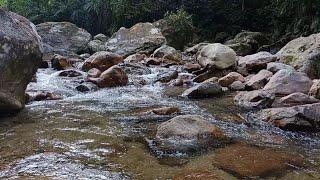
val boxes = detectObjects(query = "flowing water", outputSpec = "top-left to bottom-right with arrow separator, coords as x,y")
1,67 -> 320,179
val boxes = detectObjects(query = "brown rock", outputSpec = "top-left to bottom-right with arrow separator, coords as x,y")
184,63 -> 202,73
275,92 -> 319,107
234,90 -> 275,109
246,70 -> 273,90
82,51 -> 123,72
146,58 -> 161,66
237,52 -> 277,74
218,72 -> 245,87
173,170 -> 225,180
124,53 -> 147,63
87,68 -> 102,78
152,107 -> 181,115
51,54 -> 72,70
88,65 -> 128,88
214,144 -> 304,178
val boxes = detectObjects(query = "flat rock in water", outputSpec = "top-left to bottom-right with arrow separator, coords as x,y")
156,115 -> 229,153
234,90 -> 275,109
182,82 -> 223,99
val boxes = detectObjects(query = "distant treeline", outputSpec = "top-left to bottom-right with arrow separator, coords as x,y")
1,0 -> 319,44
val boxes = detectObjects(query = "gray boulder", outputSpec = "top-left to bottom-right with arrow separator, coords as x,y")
105,23 -> 166,57
0,10 -> 42,114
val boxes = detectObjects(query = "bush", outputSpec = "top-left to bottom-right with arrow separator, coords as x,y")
163,9 -> 196,50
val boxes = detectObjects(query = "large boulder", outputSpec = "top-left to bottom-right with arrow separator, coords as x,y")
105,23 -> 166,57
277,33 -> 320,79
251,103 -> 320,131
36,22 -> 91,56
264,69 -> 313,95
82,51 -> 123,72
87,65 -> 128,88
0,10 -> 42,114
156,115 -> 229,152
197,43 -> 236,69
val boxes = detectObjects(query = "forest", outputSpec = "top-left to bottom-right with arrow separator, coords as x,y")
1,0 -> 319,46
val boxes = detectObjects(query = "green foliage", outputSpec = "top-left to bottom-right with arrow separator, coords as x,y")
163,9 -> 195,49
2,0 -> 319,47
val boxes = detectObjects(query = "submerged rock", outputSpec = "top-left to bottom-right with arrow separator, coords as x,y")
197,43 -> 236,69
151,107 -> 181,115
36,22 -> 91,55
156,115 -> 229,153
82,51 -> 123,72
251,103 -> 320,131
264,69 -> 313,95
105,23 -> 166,57
214,144 -> 304,178
0,9 -> 42,114
234,90 -> 275,109
182,82 -> 223,99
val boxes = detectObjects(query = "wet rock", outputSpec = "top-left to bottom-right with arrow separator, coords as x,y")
88,39 -> 105,52
156,71 -> 179,83
246,70 -> 273,90
146,58 -> 161,66
156,115 -> 229,153
79,53 -> 91,59
184,63 -> 202,73
267,62 -> 295,73
87,68 -> 102,78
197,43 -> 236,69
229,81 -> 245,91
203,77 -> 219,84
88,65 -> 128,88
264,69 -> 313,95
274,92 -> 319,107
36,22 -> 91,55
237,52 -> 277,74
82,51 -> 123,72
124,54 -> 147,63
234,90 -> 275,109
0,9 -> 42,114
51,54 -> 72,70
214,144 -> 304,178
152,107 -> 181,115
93,33 -> 108,42
218,72 -> 245,87
58,70 -> 83,77
30,91 -> 63,101
309,80 -> 320,99
39,61 -> 49,68
252,103 -> 320,131
105,23 -> 166,56
76,82 -> 98,92
152,45 -> 182,63
277,33 -> 320,79
121,63 -> 152,76
182,82 -> 223,99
